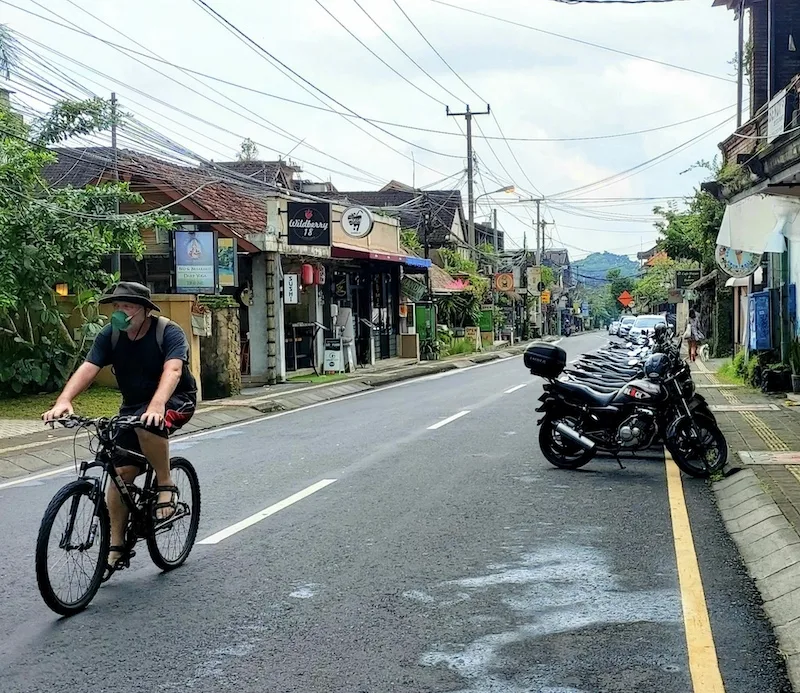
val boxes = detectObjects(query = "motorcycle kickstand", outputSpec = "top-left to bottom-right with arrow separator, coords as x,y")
614,455 -> 626,470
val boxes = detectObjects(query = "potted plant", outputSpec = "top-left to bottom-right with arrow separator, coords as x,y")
790,338 -> 800,394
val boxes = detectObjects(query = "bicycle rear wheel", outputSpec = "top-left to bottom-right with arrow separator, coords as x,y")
146,457 -> 201,571
36,480 -> 109,616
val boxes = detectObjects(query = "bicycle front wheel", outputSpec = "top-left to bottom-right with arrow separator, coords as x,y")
35,480 -> 109,616
146,456 -> 201,571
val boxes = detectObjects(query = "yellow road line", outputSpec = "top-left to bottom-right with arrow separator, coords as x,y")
665,452 -> 726,693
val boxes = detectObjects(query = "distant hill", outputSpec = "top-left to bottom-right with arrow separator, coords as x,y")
572,252 -> 639,286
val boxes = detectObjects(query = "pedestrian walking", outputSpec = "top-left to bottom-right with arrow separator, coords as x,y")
684,309 -> 704,361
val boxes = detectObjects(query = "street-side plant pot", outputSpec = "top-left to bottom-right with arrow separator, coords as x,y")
792,374 -> 800,394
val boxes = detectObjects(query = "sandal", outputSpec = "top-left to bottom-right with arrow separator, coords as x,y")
102,545 -> 135,583
153,485 -> 179,522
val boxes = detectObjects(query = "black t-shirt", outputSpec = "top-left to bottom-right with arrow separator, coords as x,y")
86,320 -> 197,407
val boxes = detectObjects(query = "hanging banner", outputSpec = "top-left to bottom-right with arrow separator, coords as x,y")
175,230 -> 216,294
287,202 -> 331,247
217,237 -> 236,287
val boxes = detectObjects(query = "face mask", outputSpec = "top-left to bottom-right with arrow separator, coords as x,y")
110,310 -> 133,330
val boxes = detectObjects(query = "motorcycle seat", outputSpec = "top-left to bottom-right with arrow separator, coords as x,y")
553,380 -> 618,407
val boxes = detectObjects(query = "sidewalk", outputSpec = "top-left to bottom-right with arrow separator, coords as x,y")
0,339 -> 553,482
697,358 -> 800,689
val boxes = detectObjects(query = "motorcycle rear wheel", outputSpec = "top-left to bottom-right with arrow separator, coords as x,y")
539,416 -> 595,469
667,414 -> 728,478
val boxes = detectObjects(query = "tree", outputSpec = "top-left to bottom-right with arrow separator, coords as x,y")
653,160 -> 727,273
0,100 -> 175,396
236,137 -> 259,162
633,256 -> 696,312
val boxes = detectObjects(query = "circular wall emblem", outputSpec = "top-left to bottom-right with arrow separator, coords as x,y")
715,244 -> 762,278
494,272 -> 514,292
341,206 -> 375,239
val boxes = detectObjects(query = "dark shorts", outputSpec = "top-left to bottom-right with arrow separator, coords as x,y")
113,393 -> 196,470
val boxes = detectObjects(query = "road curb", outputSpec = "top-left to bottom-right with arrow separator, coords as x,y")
713,469 -> 800,691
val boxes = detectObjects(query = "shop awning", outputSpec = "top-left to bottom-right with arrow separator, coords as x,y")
716,194 -> 800,254
331,246 -> 416,264
404,256 -> 432,269
725,267 -> 763,287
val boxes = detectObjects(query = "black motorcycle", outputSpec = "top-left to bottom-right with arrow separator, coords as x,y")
562,340 -> 715,424
524,343 -> 727,478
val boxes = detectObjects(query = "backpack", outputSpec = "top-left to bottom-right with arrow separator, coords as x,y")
111,315 -> 171,353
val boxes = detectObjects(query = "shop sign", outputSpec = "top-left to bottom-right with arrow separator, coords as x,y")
465,326 -> 481,349
675,269 -> 701,289
541,290 -> 551,304
494,272 -> 514,292
217,237 -> 236,287
340,206 -> 374,239
284,274 -> 300,304
526,266 -> 541,295
287,202 -> 331,247
175,230 -> 216,294
715,244 -> 762,278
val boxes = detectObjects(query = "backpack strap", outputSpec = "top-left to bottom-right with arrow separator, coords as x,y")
155,315 -> 169,353
111,327 -> 120,351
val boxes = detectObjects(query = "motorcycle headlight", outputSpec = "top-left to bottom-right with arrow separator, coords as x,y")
681,377 -> 695,398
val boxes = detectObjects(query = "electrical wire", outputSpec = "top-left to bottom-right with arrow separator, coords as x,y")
427,0 -> 736,84
0,2 -> 740,144
190,0 -> 454,172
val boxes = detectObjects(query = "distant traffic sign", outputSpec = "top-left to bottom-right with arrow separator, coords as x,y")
618,290 -> 633,308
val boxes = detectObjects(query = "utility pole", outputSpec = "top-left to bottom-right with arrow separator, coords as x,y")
736,0 -> 745,127
447,104 -> 490,261
110,92 -> 120,275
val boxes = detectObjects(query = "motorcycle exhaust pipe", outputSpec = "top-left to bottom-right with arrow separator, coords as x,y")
555,423 -> 596,452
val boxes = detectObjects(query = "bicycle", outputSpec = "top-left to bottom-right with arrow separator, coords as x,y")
35,414 -> 201,616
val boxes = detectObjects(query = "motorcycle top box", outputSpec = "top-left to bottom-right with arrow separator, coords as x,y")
524,343 -> 566,378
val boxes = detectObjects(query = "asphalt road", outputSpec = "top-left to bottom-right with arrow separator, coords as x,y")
0,332 -> 791,692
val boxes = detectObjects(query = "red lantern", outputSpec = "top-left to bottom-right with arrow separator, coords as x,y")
301,263 -> 314,286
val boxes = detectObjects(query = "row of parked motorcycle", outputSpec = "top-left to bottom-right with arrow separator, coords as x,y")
523,325 -> 728,478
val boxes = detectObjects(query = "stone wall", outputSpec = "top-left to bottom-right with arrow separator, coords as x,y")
200,305 -> 242,400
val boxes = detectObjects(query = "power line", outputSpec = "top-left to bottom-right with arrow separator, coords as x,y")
190,0 -> 454,173
311,0 -> 448,107
0,2 -> 738,144
547,115 -> 735,198
428,0 -> 736,84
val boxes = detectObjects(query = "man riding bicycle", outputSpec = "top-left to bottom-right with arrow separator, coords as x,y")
43,281 -> 197,576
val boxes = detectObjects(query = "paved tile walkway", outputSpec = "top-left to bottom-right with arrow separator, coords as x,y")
693,360 -> 800,535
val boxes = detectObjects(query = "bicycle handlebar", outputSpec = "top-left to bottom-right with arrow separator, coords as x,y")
53,414 -> 144,431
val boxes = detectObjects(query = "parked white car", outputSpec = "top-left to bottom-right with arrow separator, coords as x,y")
608,321 -> 620,335
617,316 -> 636,338
628,314 -> 668,344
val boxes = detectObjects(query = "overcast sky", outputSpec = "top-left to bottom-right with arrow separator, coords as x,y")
1,0 -> 741,259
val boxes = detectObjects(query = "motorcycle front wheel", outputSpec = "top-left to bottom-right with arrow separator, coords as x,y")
538,416 -> 595,469
666,414 -> 728,478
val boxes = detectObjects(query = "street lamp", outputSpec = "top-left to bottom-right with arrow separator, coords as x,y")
475,185 -> 515,255
475,185 -> 515,203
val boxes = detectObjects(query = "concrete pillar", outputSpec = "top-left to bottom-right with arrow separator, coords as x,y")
248,253 -> 269,380
266,252 -> 285,384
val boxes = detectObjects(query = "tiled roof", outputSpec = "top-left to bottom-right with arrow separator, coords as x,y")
542,248 -> 570,267
314,188 -> 465,246
42,147 -> 268,245
41,146 -> 114,188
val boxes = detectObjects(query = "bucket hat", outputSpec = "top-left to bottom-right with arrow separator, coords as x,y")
98,281 -> 160,312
